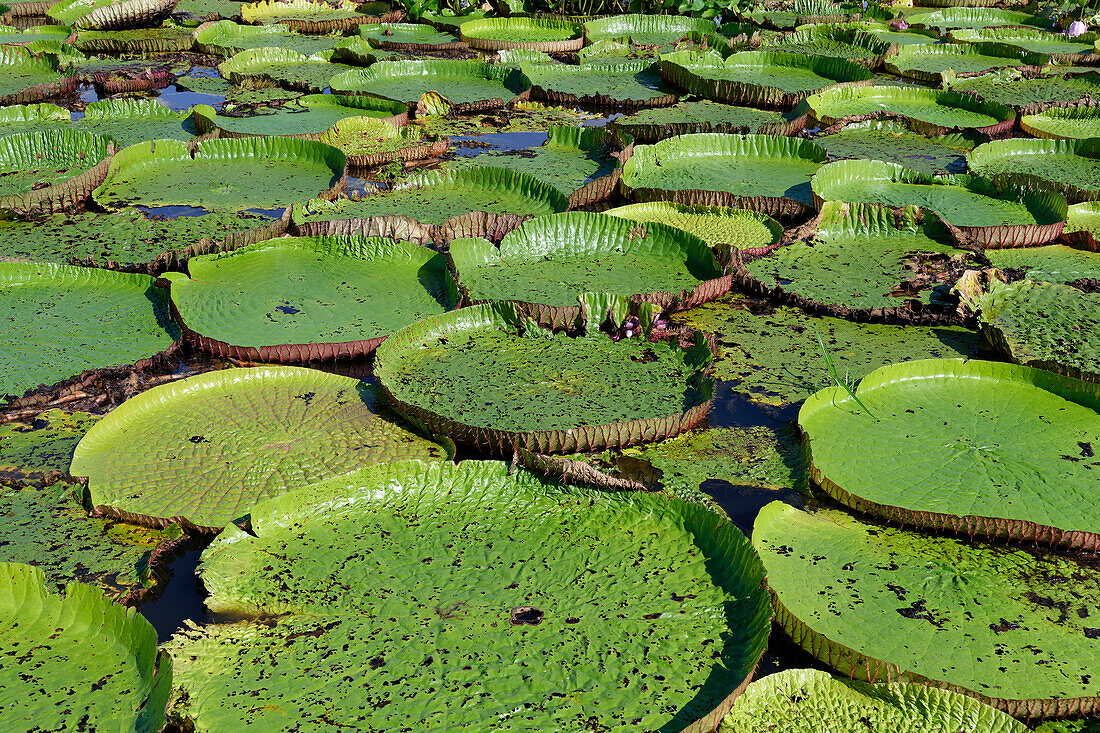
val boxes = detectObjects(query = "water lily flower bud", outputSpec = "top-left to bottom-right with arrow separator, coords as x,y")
1069,20 -> 1087,37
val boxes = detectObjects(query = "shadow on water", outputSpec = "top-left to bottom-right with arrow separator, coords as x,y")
141,549 -> 208,643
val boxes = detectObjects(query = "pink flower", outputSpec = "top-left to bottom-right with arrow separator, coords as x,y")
1068,20 -> 1087,37
891,19 -> 909,30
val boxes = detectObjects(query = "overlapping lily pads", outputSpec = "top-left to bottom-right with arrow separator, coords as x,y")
805,85 -> 1015,136
1023,106 -> 1100,140
964,278 -> 1100,382
606,201 -> 783,253
609,98 -> 808,141
193,18 -> 345,56
905,6 -> 1046,33
241,0 -> 400,33
660,48 -> 873,108
883,42 -> 1029,84
0,562 -> 172,731
192,93 -> 406,138
947,68 -> 1100,115
448,211 -> 728,327
985,244 -> 1100,283
800,357 -> 1100,547
950,26 -> 1099,64
967,138 -> 1100,202
720,669 -> 1029,733
754,501 -> 1100,717
0,129 -> 115,215
1064,200 -> 1100,250
459,16 -> 582,52
621,133 -> 827,218
165,459 -> 771,732
0,23 -> 72,46
816,120 -> 973,175
219,46 -> 354,92
70,366 -> 448,529
93,136 -> 346,214
73,24 -> 194,53
330,58 -> 530,111
0,45 -> 76,104
765,25 -> 892,68
49,0 -> 177,30
374,299 -> 715,453
811,159 -> 1067,247
166,235 -> 456,360
502,50 -> 677,109
357,21 -> 464,51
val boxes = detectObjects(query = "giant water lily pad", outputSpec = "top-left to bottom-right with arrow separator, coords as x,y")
584,13 -> 716,47
621,133 -> 827,218
0,23 -> 73,45
375,300 -> 715,453
93,136 -> 345,214
606,201 -> 783,253
459,16 -> 582,52
765,25 -> 891,67
0,562 -> 172,730
675,293 -> 985,405
811,159 -> 1067,247
806,85 -> 1015,136
966,278 -> 1100,382
742,201 -> 971,319
800,358 -> 1100,547
1022,106 -> 1100,140
947,68 -> 1100,114
659,49 -> 873,108
905,6 -> 1046,32
166,459 -> 771,732
193,19 -> 345,57
357,21 -> 463,50
192,93 -> 405,138
297,165 -> 567,226
720,668 -> 1030,733
951,26 -> 1098,64
219,46 -> 354,92
967,138 -> 1100,203
503,51 -> 676,109
816,120 -> 974,175
240,0 -> 399,33
1065,200 -> 1100,250
73,97 -> 197,147
0,102 -> 70,135
330,59 -> 530,109
167,236 -> 455,360
883,42 -> 1027,84
754,502 -> 1100,717
74,23 -> 194,53
0,408 -> 98,482
70,366 -> 448,529
50,0 -> 176,30
0,45 -> 76,104
608,99 -> 807,142
0,263 -> 179,400
449,211 -> 727,326
986,245 -> 1100,283
0,129 -> 114,215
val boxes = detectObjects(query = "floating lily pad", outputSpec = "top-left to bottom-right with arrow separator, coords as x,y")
296,165 -> 567,226
93,136 -> 346,214
966,278 -> 1100,382
813,20 -> 939,47
905,6 -> 1046,32
167,235 -> 455,360
50,0 -> 176,30
609,99 -> 808,141
674,293 -> 985,405
459,16 -> 582,52
742,201 -> 971,320
967,138 -> 1100,203
176,0 -> 241,19
166,459 -> 770,732
0,129 -> 115,215
801,357 -> 1100,546
806,85 -> 1015,136
947,68 -> 1100,114
883,42 -> 1027,84
0,23 -> 72,45
605,201 -> 783,253
816,120 -> 973,175
1022,106 -> 1100,140
811,159 -> 1067,247
0,408 -> 98,482
358,21 -> 463,50
950,26 -> 1098,64
330,58 -> 530,110
73,97 -> 198,147
241,0 -> 398,33
192,93 -> 405,138
720,668 -> 1030,733
219,46 -> 354,92
375,300 -> 715,453
0,263 -> 179,400
73,23 -> 194,53
449,211 -> 727,326
0,45 -> 76,104
71,366 -> 448,529
193,18 -> 345,56
755,501 -> 1100,716
503,51 -> 677,109
0,562 -> 172,730
765,25 -> 891,68
621,133 -> 827,218
583,13 -> 716,47
659,48 -> 873,108
986,245 -> 1100,283
0,101 -> 69,135
1063,200 -> 1100,250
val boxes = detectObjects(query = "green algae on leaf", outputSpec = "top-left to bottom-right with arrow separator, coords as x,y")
800,358 -> 1100,548
0,562 -> 172,731
374,300 -> 715,454
605,201 -> 783,253
674,294 -> 984,405
70,366 -> 449,530
754,502 -> 1100,717
720,668 -> 1030,733
0,263 -> 179,400
167,236 -> 455,361
816,120 -> 973,176
0,408 -> 98,482
166,459 -> 771,733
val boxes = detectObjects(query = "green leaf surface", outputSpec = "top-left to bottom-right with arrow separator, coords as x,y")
73,97 -> 198,148
905,6 -> 1046,31
0,46 -> 70,101
357,21 -> 460,48
70,366 -> 449,529
0,408 -> 98,481
0,24 -> 72,44
800,358 -> 1100,540
218,46 -> 355,92
0,262 -> 179,400
951,26 -> 1096,61
605,201 -> 783,251
816,120 -> 974,176
610,99 -> 802,140
194,19 -> 345,57
166,459 -> 770,732
93,136 -> 345,213
0,129 -> 112,201
193,93 -> 404,137
1023,107 -> 1100,140
459,16 -> 581,44
518,56 -> 676,104
720,668 -> 1029,733
329,58 -> 530,105
985,245 -> 1100,284
661,49 -> 873,100
765,26 -> 890,61
0,562 -> 171,731
584,13 -> 716,46
884,42 -> 1023,80
806,85 -> 1012,130
948,69 -> 1100,111
754,502 -> 1100,708
169,235 -> 454,350
674,294 -> 984,405
241,0 -> 362,24
968,138 -> 1100,202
